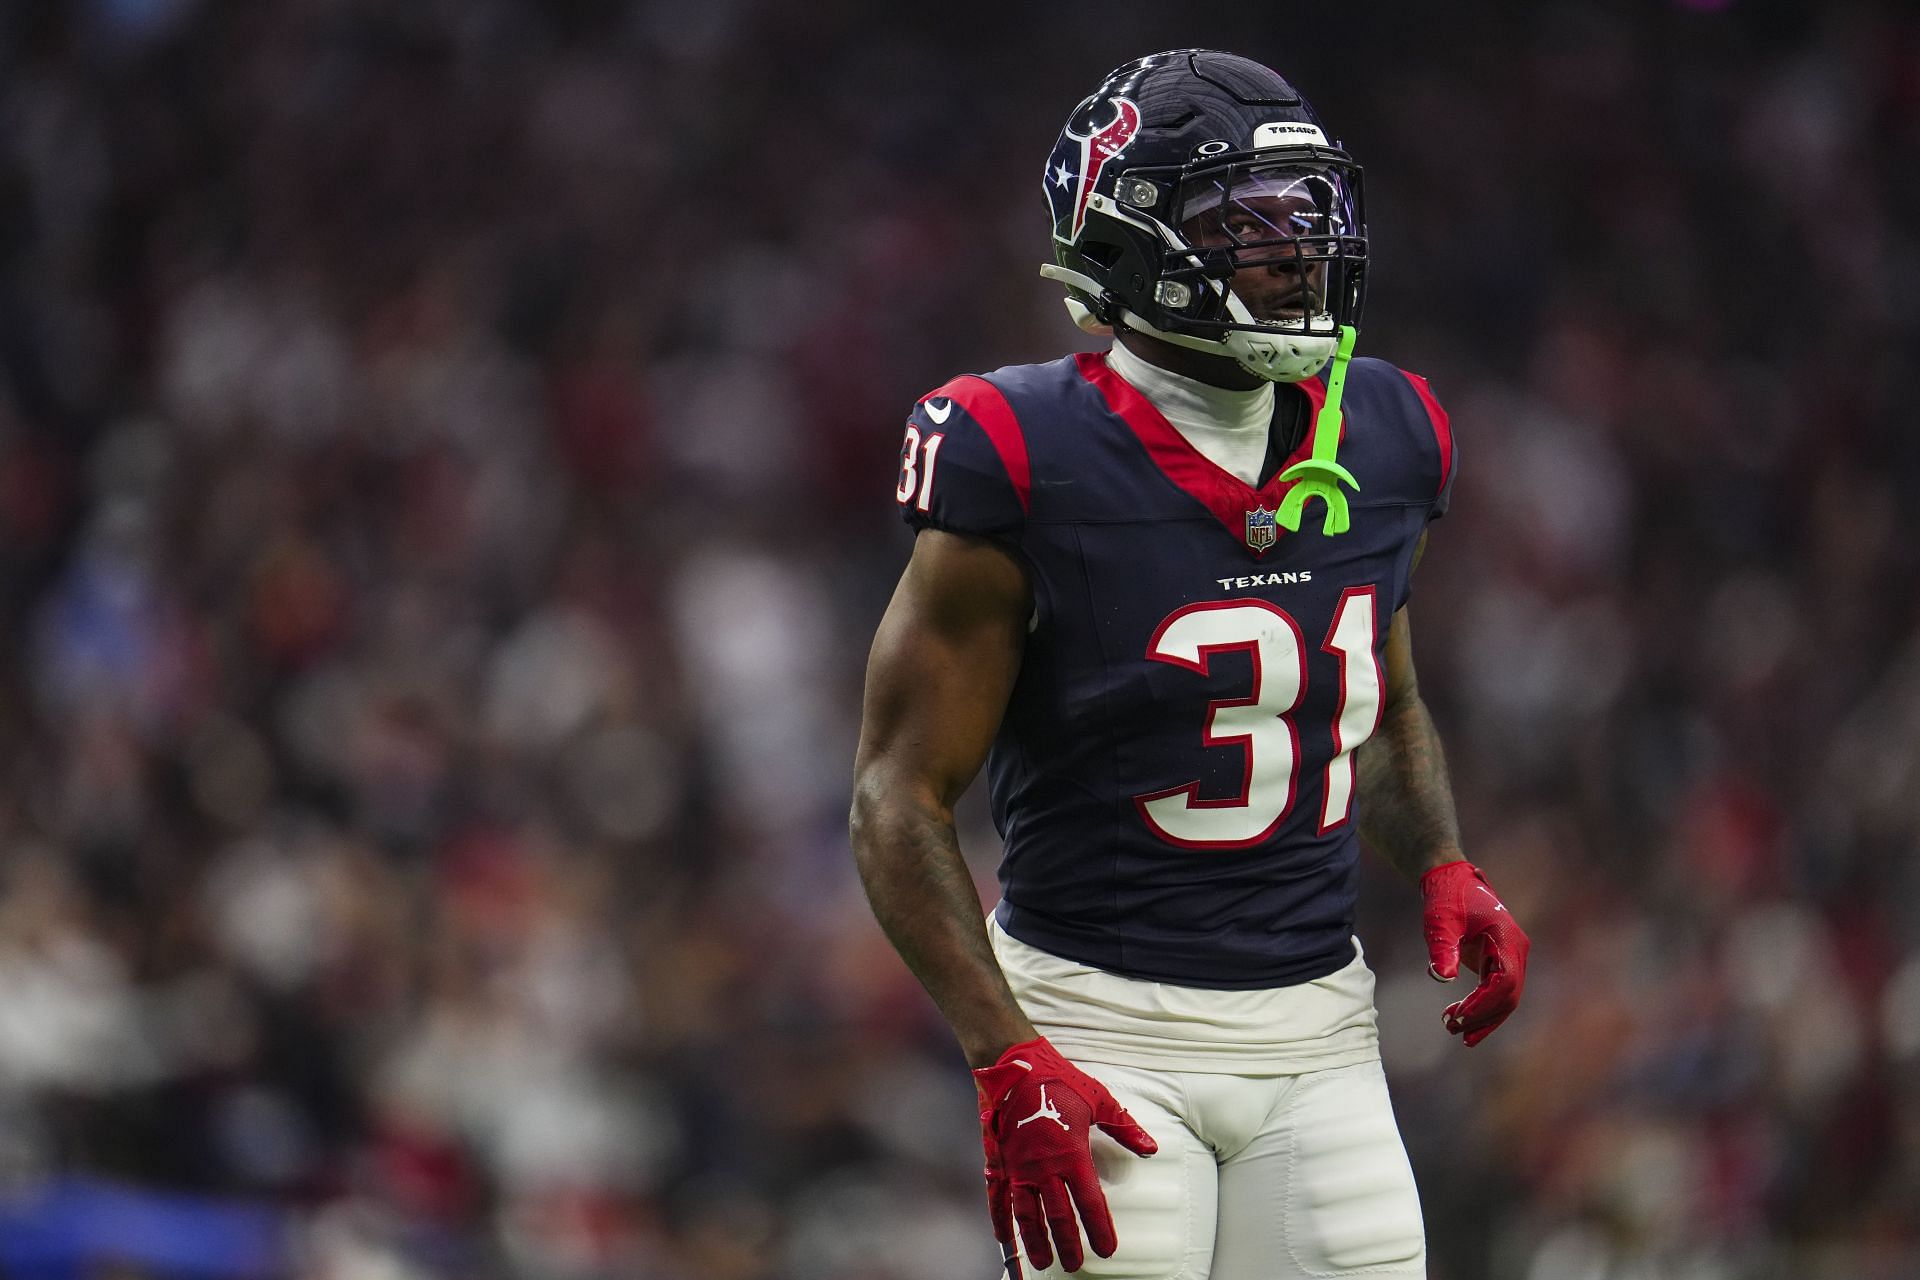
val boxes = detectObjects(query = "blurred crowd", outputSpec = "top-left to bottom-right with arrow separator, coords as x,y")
0,1 -> 1916,1277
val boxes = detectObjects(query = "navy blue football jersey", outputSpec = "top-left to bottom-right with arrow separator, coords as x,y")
894,351 -> 1455,989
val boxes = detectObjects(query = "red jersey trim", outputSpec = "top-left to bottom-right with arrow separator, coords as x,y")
1400,370 -> 1453,498
1073,351 -> 1331,553
925,376 -> 1031,515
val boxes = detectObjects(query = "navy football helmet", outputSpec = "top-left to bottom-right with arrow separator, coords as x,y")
1041,50 -> 1367,383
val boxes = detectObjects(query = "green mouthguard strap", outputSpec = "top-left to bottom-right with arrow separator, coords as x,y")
1276,324 -> 1360,536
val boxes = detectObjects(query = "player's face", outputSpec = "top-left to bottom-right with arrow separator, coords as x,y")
1177,168 -> 1345,326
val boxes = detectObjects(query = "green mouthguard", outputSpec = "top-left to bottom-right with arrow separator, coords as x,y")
1276,324 -> 1360,536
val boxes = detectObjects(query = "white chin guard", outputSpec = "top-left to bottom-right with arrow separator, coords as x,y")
1217,321 -> 1338,383
1114,307 -> 1338,383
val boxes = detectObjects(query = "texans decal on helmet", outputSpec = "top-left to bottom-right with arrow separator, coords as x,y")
1047,96 -> 1141,243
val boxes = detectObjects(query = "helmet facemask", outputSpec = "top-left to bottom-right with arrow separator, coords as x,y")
1172,161 -> 1361,329
1047,149 -> 1368,383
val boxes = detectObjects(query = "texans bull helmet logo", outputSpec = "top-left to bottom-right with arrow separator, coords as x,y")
1045,96 -> 1142,244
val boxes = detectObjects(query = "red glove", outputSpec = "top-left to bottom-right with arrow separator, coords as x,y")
1420,860 -> 1530,1047
974,1037 -> 1157,1274
980,1115 -> 1018,1277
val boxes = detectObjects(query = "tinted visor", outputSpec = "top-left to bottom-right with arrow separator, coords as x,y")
1178,163 -> 1356,244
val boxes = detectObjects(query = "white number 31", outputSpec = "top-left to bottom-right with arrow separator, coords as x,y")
895,426 -> 944,512
1136,590 -> 1381,847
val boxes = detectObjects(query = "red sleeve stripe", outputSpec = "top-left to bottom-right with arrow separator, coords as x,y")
1400,370 -> 1453,497
925,375 -> 1031,514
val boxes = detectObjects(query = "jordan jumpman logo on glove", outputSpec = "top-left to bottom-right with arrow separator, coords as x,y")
975,1037 -> 1157,1276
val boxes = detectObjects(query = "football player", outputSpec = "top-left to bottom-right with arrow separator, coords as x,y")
850,50 -> 1530,1280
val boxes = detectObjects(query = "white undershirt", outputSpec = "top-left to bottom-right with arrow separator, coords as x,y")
1107,340 -> 1273,486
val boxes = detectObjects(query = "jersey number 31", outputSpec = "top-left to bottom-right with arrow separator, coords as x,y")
1136,592 -> 1380,848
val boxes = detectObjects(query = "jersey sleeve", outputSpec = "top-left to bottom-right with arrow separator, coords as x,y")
1399,370 -> 1456,520
893,375 -> 1032,539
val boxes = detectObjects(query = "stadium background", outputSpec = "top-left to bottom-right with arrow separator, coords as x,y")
0,0 -> 1916,1276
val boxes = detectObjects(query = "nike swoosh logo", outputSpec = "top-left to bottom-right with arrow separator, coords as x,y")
925,398 -> 953,424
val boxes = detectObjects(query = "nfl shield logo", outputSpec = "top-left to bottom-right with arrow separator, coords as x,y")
1245,506 -> 1278,551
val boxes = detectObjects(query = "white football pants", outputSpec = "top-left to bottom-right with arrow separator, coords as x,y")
1008,1058 -> 1426,1280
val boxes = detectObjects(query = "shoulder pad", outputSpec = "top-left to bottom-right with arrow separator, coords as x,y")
893,375 -> 1031,538
1341,357 -> 1456,518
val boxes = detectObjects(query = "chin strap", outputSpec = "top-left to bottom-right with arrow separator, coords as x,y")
1276,325 -> 1360,536
1038,263 -> 1335,381
1039,264 -> 1115,335
1042,263 -> 1261,360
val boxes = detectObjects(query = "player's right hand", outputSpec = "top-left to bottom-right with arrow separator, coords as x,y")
974,1036 -> 1157,1275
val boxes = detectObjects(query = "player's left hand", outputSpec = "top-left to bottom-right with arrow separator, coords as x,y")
1420,860 -> 1529,1046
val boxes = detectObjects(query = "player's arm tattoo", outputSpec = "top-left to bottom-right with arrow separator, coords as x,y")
1354,602 -> 1467,879
851,531 -> 1038,1068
